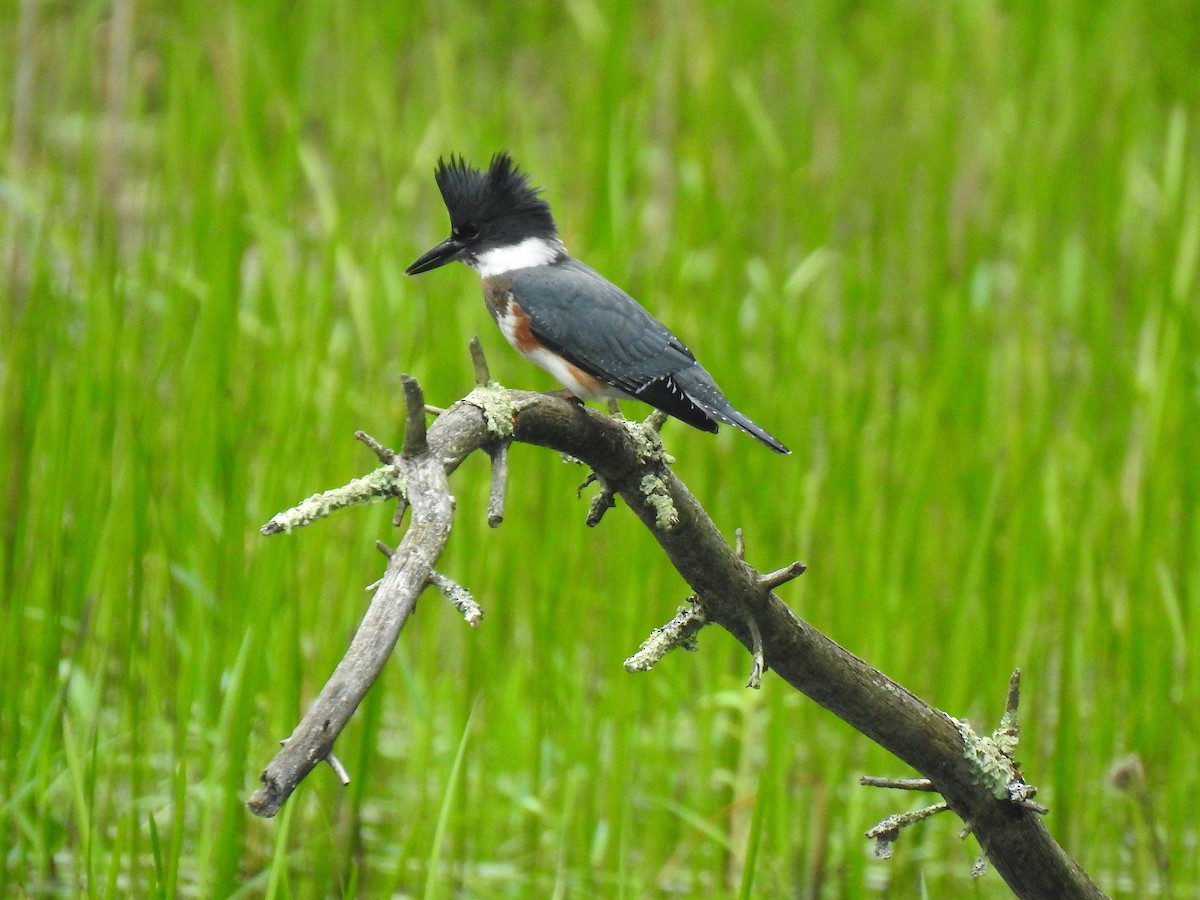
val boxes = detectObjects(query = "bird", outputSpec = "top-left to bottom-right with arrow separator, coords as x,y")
405,152 -> 789,454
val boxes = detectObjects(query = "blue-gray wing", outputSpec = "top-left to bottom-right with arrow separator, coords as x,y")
508,258 -> 695,394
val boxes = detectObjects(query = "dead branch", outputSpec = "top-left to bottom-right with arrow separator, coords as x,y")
248,345 -> 1105,899
247,378 -> 451,817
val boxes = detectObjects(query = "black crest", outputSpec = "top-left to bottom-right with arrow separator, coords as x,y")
434,152 -> 557,241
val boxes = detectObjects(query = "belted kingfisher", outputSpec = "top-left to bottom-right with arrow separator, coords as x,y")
406,152 -> 789,454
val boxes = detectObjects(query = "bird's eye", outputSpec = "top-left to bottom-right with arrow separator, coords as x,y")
453,223 -> 479,242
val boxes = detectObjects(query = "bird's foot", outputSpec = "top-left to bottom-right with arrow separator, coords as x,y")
547,389 -> 585,405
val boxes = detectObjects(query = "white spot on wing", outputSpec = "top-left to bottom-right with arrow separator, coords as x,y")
470,237 -> 565,278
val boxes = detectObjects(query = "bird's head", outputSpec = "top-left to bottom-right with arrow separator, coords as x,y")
406,152 -> 559,276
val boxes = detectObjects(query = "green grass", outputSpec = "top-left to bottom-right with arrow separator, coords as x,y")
2,0 -> 1198,896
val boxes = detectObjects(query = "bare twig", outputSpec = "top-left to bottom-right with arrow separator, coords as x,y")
586,485 -> 617,526
758,561 -> 807,593
487,442 -> 509,527
745,614 -> 765,690
324,752 -> 351,785
429,570 -> 483,626
644,409 -> 668,433
279,737 -> 351,785
260,464 -> 403,535
867,803 -> 951,859
355,430 -> 395,464
470,336 -> 491,386
579,471 -> 617,527
996,668 -> 1021,754
624,602 -> 707,672
860,776 -> 936,792
401,376 -> 428,458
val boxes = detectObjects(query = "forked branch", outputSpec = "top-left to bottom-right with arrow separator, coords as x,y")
248,380 -> 451,817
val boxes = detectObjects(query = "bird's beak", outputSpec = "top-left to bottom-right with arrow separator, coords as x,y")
405,237 -> 464,275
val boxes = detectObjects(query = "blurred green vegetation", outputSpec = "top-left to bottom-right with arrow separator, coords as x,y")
2,0 -> 1197,896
